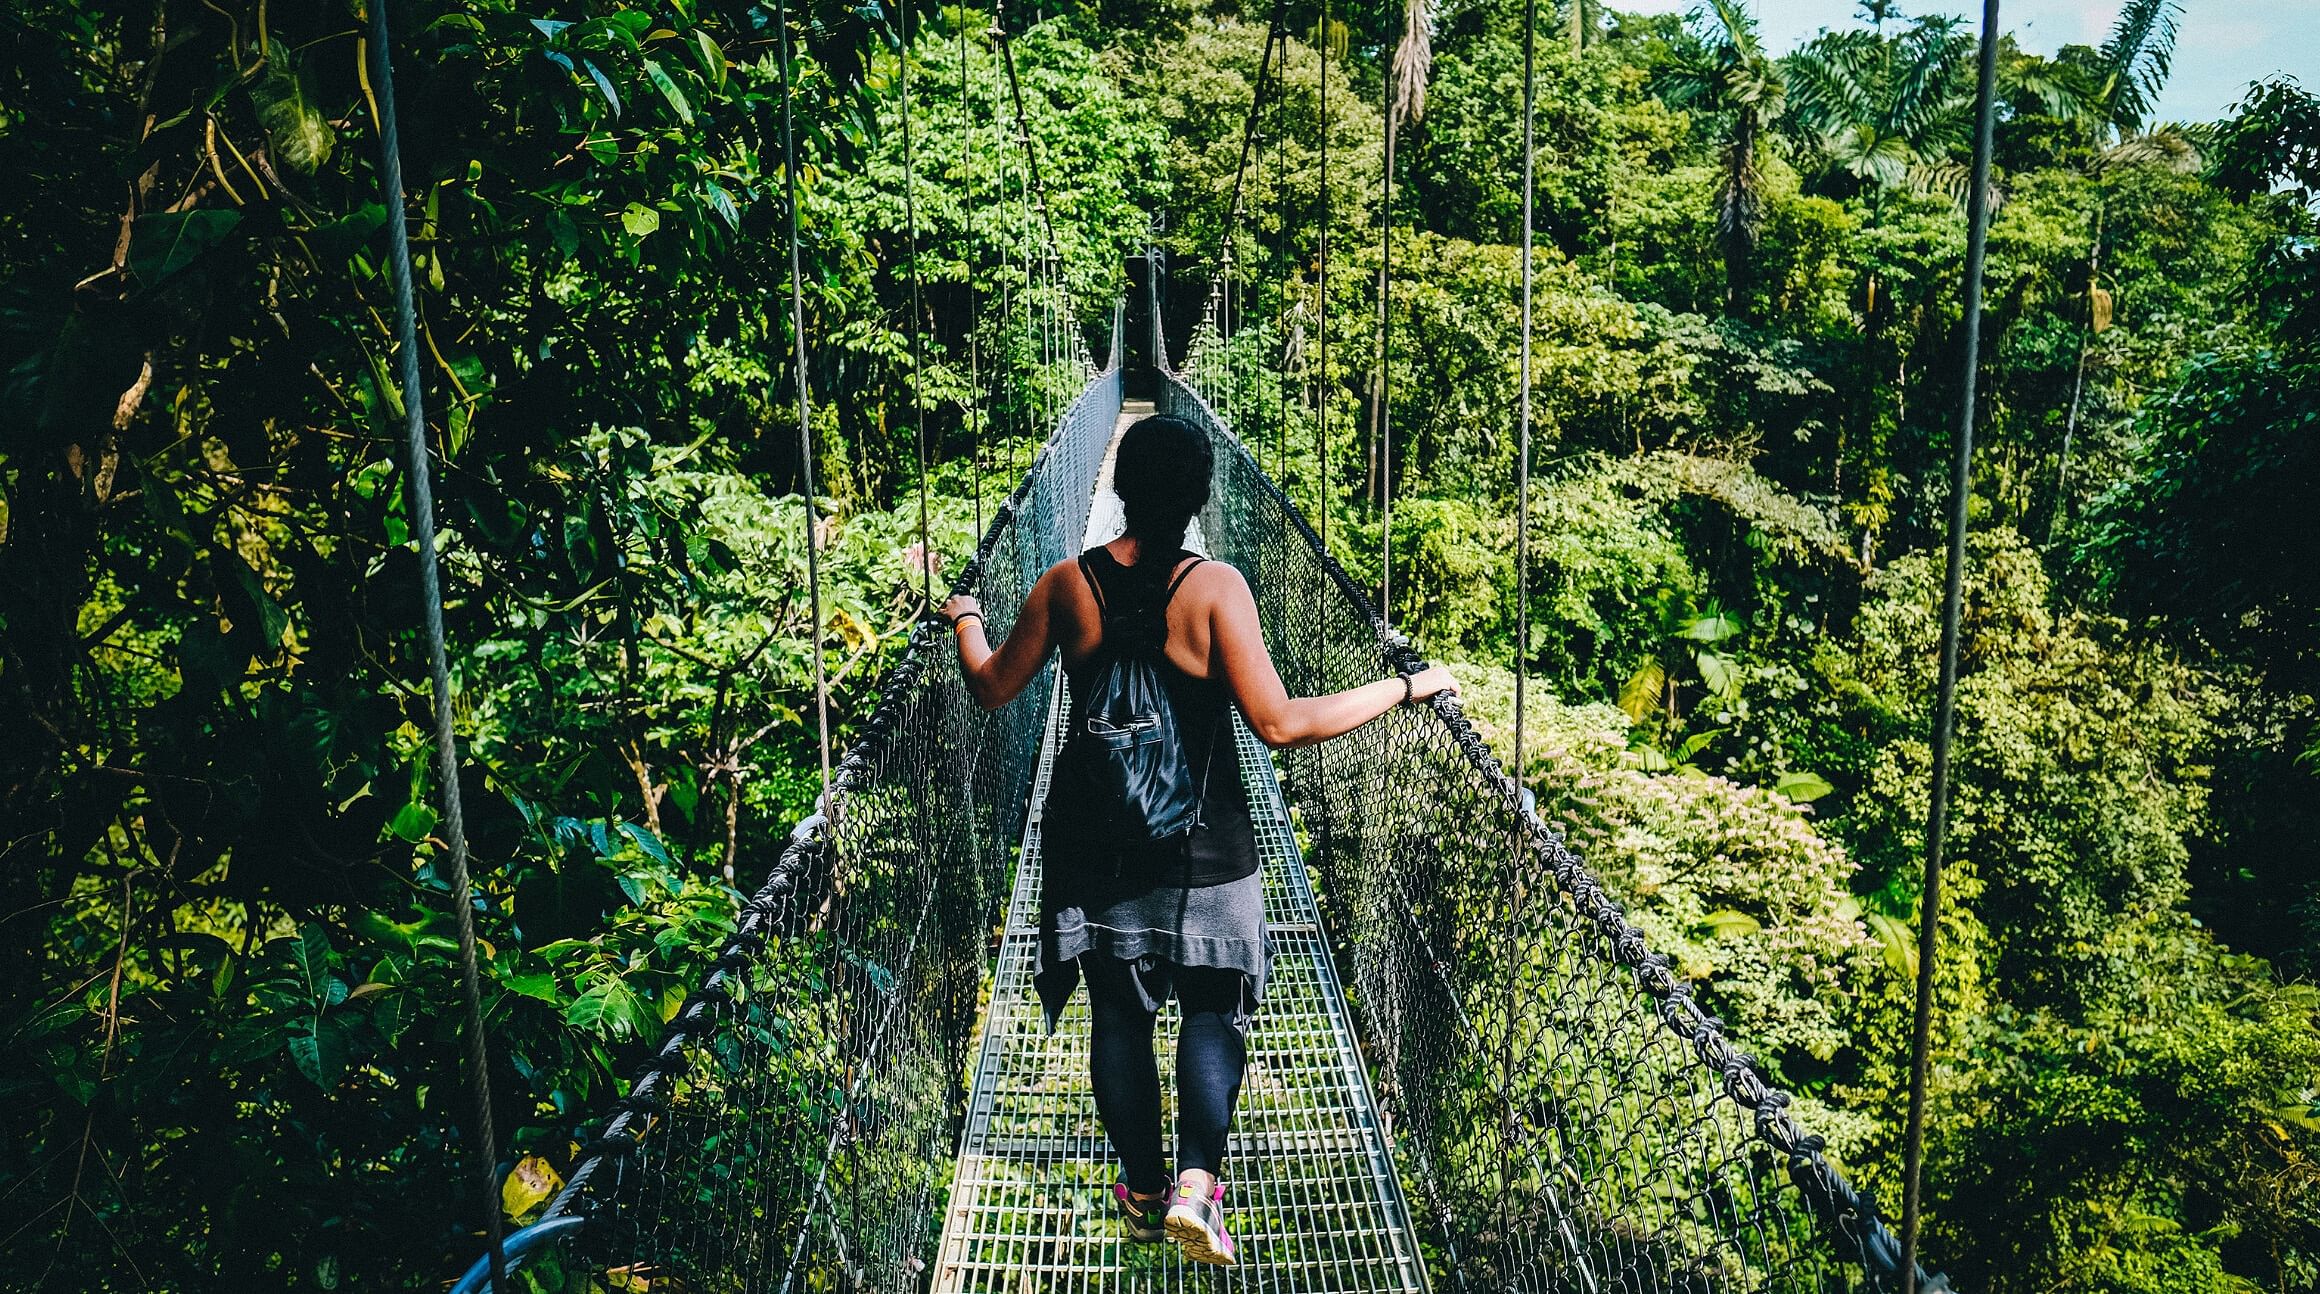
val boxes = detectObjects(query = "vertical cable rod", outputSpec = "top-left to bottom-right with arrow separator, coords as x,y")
960,6 -> 984,535
1273,21 -> 1289,481
1506,0 -> 1538,1258
1902,2 -> 2000,1289
363,3 -> 505,1286
1515,0 -> 1537,812
1315,0 -> 1331,556
775,0 -> 833,806
900,0 -> 932,613
1375,2 -> 1402,619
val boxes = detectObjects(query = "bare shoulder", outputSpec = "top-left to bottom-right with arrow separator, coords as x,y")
1179,557 -> 1251,607
1037,556 -> 1096,608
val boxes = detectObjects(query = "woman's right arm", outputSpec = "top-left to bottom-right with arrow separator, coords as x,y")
1204,565 -> 1457,750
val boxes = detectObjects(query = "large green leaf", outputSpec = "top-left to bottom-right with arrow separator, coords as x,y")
288,1015 -> 354,1089
1774,770 -> 1835,802
128,209 -> 243,286
643,59 -> 695,125
1865,912 -> 1919,978
1697,909 -> 1763,940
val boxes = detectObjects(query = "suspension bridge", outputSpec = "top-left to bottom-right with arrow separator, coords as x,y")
344,0 -> 1974,1285
437,302 -> 1941,1291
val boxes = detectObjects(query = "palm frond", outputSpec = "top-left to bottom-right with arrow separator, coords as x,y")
2101,123 -> 2203,173
1784,30 -> 1879,137
1698,0 -> 1766,61
1887,15 -> 1973,143
2097,0 -> 2182,134
2005,58 -> 2094,124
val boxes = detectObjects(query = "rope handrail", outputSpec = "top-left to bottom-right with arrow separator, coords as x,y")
449,348 -> 1126,1293
1168,362 -> 1950,1294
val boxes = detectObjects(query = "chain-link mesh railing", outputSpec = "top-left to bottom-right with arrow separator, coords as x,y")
1163,360 -> 1943,1294
456,301 -> 1945,1291
459,343 -> 1121,1294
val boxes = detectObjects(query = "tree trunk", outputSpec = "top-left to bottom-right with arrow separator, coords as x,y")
2055,197 -> 2105,540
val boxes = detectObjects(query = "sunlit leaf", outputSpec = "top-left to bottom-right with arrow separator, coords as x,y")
643,59 -> 695,125
1774,770 -> 1834,802
501,1154 -> 563,1222
1697,909 -> 1762,939
389,801 -> 438,843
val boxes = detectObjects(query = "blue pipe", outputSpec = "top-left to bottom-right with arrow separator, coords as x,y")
448,1215 -> 587,1294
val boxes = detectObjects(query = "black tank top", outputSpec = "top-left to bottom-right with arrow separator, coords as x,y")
1054,546 -> 1261,891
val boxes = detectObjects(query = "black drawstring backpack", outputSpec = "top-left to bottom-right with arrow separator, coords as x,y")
1047,554 -> 1215,862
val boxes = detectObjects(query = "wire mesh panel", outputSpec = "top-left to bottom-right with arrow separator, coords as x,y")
493,363 -> 1121,1294
461,325 -> 1937,1292
1161,368 -> 1936,1294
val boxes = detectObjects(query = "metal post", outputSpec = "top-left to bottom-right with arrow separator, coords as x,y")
364,2 -> 506,1287
1900,1 -> 2000,1288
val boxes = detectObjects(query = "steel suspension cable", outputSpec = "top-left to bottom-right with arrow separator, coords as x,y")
1315,0 -> 1331,556
900,2 -> 932,613
959,7 -> 984,535
1215,2 -> 1288,470
1217,7 -> 1288,273
363,3 -> 505,1287
776,0 -> 834,806
1507,0 -> 1538,1252
1901,2 -> 1999,1288
1375,3 -> 1403,620
993,3 -> 1087,379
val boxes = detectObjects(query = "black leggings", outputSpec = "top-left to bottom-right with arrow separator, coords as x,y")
1084,954 -> 1249,1193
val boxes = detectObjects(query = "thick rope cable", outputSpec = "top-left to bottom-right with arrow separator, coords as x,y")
1316,0 -> 1331,556
1503,0 -> 1538,1255
900,4 -> 932,614
1901,1 -> 1999,1287
776,0 -> 834,807
363,3 -> 505,1287
1375,11 -> 1399,621
959,8 -> 984,536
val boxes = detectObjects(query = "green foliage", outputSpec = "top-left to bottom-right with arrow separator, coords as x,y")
1452,665 -> 1886,1146
1,0 -> 1141,1285
6,0 -> 2319,1288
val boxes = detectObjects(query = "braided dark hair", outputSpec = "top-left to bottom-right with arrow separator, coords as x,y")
1113,414 -> 1214,562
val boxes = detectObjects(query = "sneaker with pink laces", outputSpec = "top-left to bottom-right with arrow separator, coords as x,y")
1163,1179 -> 1237,1266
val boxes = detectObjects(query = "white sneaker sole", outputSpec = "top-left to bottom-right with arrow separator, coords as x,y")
1164,1206 -> 1236,1266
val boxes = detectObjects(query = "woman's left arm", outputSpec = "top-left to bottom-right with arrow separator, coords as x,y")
941,564 -> 1062,710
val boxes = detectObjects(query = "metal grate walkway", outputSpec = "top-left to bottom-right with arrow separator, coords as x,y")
931,408 -> 1430,1292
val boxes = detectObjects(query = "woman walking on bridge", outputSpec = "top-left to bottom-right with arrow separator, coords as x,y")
941,413 -> 1457,1266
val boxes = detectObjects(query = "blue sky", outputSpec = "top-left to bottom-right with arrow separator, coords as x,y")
1615,0 -> 2320,123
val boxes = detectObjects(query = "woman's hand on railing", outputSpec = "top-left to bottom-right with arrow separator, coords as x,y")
1405,663 -> 1460,704
938,594 -> 982,628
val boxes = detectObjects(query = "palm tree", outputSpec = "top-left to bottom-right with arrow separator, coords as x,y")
1662,0 -> 1786,317
1784,15 -> 1976,206
1782,10 -> 1974,508
2034,0 -> 2193,529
